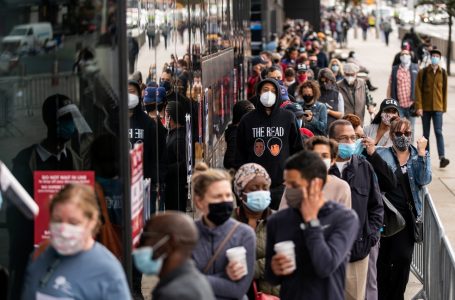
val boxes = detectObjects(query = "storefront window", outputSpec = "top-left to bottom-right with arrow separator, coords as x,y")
0,1 -> 129,298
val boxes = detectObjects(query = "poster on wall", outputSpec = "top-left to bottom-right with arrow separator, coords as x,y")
33,171 -> 95,245
130,143 -> 144,247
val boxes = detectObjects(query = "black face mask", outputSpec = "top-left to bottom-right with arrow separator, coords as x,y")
145,105 -> 155,113
207,202 -> 233,226
160,80 -> 172,92
302,95 -> 313,102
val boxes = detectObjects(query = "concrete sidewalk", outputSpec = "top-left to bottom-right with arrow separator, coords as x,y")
347,28 -> 455,299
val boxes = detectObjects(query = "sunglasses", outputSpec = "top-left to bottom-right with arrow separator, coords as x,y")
394,131 -> 412,137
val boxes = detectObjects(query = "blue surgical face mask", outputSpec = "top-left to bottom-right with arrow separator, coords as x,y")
431,56 -> 440,65
338,139 -> 362,159
296,119 -> 303,128
57,119 -> 76,141
132,235 -> 169,275
244,190 -> 271,212
331,65 -> 340,73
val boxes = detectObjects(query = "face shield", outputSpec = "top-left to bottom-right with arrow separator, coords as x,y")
56,104 -> 92,135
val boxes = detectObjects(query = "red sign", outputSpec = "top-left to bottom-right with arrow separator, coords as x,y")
33,171 -> 95,245
131,143 -> 144,248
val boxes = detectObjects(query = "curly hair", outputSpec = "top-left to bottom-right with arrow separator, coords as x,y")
297,80 -> 321,100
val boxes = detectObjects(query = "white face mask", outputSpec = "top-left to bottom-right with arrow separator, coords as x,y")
285,80 -> 295,87
128,93 -> 139,109
400,55 -> 411,66
346,76 -> 356,85
50,222 -> 87,256
323,158 -> 332,171
260,91 -> 277,108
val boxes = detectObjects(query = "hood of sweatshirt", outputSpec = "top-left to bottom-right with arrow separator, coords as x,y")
255,78 -> 283,116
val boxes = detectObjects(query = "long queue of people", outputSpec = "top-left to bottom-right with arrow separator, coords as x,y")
19,19 -> 440,300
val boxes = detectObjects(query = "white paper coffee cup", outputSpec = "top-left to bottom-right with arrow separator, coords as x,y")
226,246 -> 248,276
274,241 -> 296,272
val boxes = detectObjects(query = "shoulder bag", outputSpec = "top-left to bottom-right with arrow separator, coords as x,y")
381,194 -> 406,237
95,182 -> 123,260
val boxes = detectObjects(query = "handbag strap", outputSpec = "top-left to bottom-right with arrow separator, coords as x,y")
203,222 -> 240,274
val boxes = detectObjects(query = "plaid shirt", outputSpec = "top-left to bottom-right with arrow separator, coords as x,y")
396,65 -> 413,108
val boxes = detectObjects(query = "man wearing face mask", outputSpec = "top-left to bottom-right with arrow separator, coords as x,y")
415,49 -> 450,168
327,120 -> 383,300
279,136 -> 352,210
337,63 -> 375,126
133,212 -> 215,300
265,150 -> 359,300
236,78 -> 303,210
387,49 -> 419,137
128,80 -> 161,299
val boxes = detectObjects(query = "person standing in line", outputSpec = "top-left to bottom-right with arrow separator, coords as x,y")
265,150 -> 359,299
327,120 -> 384,300
232,163 -> 280,297
191,164 -> 256,300
387,49 -> 419,142
414,49 -> 450,168
133,212 -> 215,300
364,99 -> 400,147
337,63 -> 375,126
22,184 -> 131,299
375,118 -> 431,300
296,80 -> 328,136
235,78 -> 303,210
318,68 -> 345,129
223,101 -> 255,170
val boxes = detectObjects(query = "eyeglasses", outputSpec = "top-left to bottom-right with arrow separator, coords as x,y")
394,131 -> 412,137
336,135 -> 358,143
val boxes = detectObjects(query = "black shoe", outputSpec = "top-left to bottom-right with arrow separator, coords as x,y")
369,86 -> 378,91
440,157 -> 450,168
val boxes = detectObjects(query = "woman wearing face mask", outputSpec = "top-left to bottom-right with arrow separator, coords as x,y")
328,58 -> 344,81
22,184 -> 130,299
375,118 -> 431,300
191,163 -> 256,300
232,163 -> 279,298
297,80 -> 327,136
364,98 -> 400,147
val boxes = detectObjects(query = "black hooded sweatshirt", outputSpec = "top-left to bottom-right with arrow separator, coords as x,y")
235,78 -> 303,187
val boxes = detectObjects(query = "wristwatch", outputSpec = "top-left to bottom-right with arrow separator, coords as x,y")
300,219 -> 321,230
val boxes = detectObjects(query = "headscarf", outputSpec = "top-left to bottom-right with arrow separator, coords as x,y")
234,163 -> 271,197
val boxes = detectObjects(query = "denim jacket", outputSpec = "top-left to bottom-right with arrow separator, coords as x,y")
376,145 -> 432,216
299,101 -> 328,136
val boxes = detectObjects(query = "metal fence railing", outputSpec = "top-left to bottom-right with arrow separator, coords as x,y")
410,189 -> 455,299
0,73 -> 79,136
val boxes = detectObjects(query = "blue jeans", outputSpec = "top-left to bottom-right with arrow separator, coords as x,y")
400,107 -> 416,143
422,111 -> 445,158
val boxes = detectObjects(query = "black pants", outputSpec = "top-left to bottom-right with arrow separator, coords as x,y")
377,212 -> 415,300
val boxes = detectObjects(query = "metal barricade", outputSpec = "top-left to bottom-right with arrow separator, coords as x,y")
410,189 -> 455,299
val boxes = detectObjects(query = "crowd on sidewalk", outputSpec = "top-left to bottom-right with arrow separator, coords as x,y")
18,12 -> 449,300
